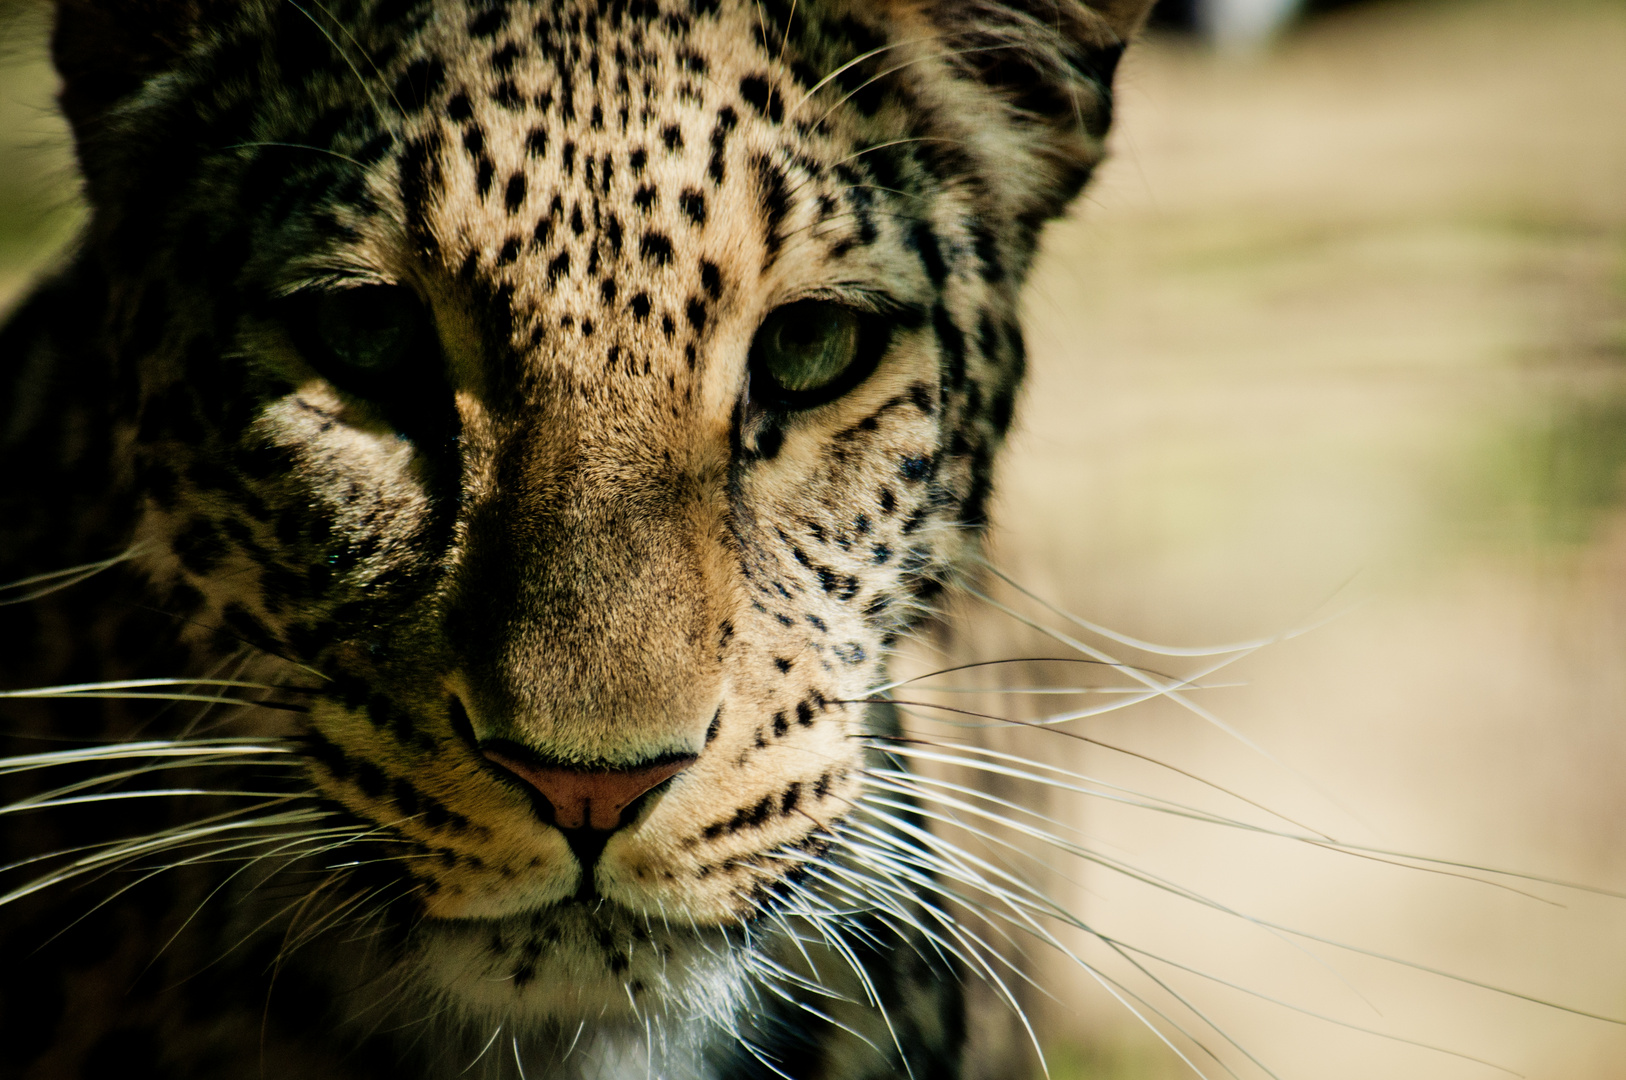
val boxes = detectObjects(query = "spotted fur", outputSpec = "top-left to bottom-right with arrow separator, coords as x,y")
0,0 -> 1153,1075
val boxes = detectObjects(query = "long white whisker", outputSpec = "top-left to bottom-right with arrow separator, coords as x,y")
1105,937 -> 1523,1074
976,556 -> 1349,657
835,822 -> 1235,1079
0,547 -> 141,604
867,780 -> 1626,1026
0,677 -> 304,697
826,826 -> 1219,1077
0,806 -> 332,907
1,787 -> 294,816
865,714 -> 1334,839
0,739 -> 294,775
867,742 -> 1590,903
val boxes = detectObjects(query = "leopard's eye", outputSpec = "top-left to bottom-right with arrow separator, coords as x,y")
279,284 -> 454,446
289,285 -> 439,391
749,300 -> 883,409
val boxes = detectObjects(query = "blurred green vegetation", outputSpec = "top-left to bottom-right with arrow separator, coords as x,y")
1460,388 -> 1626,550
1037,1039 -> 1188,1080
1451,232 -> 1626,551
0,0 -> 83,306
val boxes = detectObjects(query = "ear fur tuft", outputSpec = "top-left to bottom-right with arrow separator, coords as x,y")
915,0 -> 1157,217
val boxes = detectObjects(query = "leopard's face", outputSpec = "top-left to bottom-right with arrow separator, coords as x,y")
64,0 -> 1133,1030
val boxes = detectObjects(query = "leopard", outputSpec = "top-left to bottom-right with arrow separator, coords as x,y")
0,0 -> 1157,1076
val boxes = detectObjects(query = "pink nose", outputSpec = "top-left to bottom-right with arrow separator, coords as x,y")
481,750 -> 696,831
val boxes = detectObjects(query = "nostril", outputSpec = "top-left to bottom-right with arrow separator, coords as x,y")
480,747 -> 697,832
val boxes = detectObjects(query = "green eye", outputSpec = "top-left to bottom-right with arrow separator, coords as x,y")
756,301 -> 861,393
749,300 -> 889,409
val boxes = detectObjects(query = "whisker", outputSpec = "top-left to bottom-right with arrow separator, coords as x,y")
835,819 -> 1237,1079
1105,938 -> 1523,1075
818,828 -> 1197,1077
958,586 -> 1375,830
790,39 -> 926,116
53,826 -> 372,957
223,141 -> 366,167
866,655 -> 1180,696
277,0 -> 387,123
865,779 -> 1626,1027
0,739 -> 294,774
0,547 -> 141,605
867,739 -> 1586,904
0,677 -> 313,697
1,788 -> 296,816
860,706 -> 1332,838
975,556 -> 1353,658
304,0 -> 408,115
0,806 -> 332,908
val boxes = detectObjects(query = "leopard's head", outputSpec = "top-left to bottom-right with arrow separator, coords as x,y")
53,0 -> 1150,1036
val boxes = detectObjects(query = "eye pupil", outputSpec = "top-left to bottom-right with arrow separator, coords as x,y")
753,300 -> 866,402
313,286 -> 424,375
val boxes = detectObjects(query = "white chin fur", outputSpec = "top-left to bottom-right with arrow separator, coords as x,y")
408,904 -> 753,1029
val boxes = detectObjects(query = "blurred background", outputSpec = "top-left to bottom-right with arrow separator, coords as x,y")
3,0 -> 1625,1078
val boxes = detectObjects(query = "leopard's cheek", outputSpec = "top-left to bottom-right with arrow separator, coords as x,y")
299,702 -> 582,919
598,703 -> 861,920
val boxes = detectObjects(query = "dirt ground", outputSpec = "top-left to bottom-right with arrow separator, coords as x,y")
3,1 -> 1626,1078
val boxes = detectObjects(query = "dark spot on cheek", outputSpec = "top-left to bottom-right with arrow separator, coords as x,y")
700,260 -> 722,298
640,231 -> 673,265
174,517 -> 226,575
393,778 -> 422,817
504,172 -> 527,213
354,760 -> 389,798
221,602 -> 277,652
680,188 -> 707,226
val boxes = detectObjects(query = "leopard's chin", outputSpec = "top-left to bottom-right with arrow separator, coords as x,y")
404,900 -> 755,1027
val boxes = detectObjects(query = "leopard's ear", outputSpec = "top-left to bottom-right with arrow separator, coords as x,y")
52,0 -> 219,138
909,0 -> 1159,219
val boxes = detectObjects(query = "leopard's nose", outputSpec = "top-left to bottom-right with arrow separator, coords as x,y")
479,747 -> 696,831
